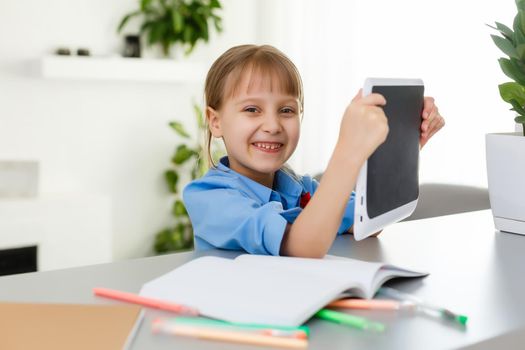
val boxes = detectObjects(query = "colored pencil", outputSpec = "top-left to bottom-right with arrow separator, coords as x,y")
93,287 -> 199,316
155,323 -> 308,349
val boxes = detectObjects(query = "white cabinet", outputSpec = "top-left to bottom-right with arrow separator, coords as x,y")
0,194 -> 112,271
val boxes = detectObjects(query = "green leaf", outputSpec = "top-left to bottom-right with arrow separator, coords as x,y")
172,200 -> 188,216
491,35 -> 518,58
147,21 -> 162,44
190,149 -> 206,179
517,44 -> 525,60
153,224 -> 193,253
172,145 -> 196,165
520,8 -> 525,28
140,20 -> 154,34
140,0 -> 153,12
117,11 -> 141,33
498,58 -> 525,85
515,115 -> 525,123
183,26 -> 193,43
511,57 -> 525,80
153,228 -> 172,253
513,12 -> 525,44
496,21 -> 515,42
198,152 -> 208,176
516,26 -> 525,45
213,16 -> 223,32
169,121 -> 191,138
172,10 -> 183,33
509,98 -> 525,115
210,0 -> 222,9
165,169 -> 179,193
499,82 -> 525,104
193,104 -> 205,129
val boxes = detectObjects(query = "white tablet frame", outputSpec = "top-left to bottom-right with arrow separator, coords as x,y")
353,78 -> 423,241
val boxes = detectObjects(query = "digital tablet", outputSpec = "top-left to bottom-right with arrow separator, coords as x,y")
353,78 -> 424,240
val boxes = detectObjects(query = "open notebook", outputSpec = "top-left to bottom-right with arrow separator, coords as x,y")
140,255 -> 427,326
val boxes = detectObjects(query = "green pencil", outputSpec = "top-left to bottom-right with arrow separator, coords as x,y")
315,309 -> 385,332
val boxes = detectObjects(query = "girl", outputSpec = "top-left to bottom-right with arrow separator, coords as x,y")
183,45 -> 444,258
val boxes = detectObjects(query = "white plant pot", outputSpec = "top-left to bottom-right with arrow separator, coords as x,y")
486,132 -> 525,234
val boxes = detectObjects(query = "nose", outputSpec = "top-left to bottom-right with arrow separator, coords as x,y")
261,112 -> 282,134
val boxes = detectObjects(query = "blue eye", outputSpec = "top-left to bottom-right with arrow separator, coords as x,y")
244,107 -> 258,113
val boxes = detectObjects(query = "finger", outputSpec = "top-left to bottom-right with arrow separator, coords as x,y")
419,137 -> 428,149
427,116 -> 445,139
421,107 -> 438,133
352,88 -> 363,102
422,118 -> 444,145
424,110 -> 441,135
421,116 -> 445,148
419,130 -> 431,148
361,92 -> 387,106
422,97 -> 435,119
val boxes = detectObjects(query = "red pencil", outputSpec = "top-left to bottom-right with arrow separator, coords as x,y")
93,287 -> 199,315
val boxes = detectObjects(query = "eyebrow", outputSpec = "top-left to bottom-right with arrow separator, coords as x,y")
234,97 -> 299,106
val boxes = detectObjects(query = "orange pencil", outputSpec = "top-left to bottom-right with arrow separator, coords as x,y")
328,298 -> 412,310
159,324 -> 308,349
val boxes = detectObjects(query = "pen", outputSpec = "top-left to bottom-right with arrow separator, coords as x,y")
93,287 -> 199,316
153,316 -> 309,339
315,309 -> 385,332
154,323 -> 309,349
378,287 -> 468,325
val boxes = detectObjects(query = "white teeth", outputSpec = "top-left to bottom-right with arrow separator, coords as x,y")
254,142 -> 282,150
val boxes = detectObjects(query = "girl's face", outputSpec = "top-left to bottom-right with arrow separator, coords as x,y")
207,70 -> 301,187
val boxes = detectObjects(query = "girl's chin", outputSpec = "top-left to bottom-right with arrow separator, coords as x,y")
249,160 -> 286,174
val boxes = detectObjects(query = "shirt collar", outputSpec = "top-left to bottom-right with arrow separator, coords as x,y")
216,156 -> 303,202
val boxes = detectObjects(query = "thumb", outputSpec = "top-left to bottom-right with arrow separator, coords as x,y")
351,88 -> 363,102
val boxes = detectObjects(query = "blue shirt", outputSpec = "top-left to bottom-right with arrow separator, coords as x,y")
183,157 -> 355,256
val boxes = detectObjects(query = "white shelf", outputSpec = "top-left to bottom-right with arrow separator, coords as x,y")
40,55 -> 207,83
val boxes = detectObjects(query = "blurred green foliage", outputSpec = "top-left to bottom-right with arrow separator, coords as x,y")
154,104 -> 223,253
118,0 -> 223,56
489,0 -> 525,134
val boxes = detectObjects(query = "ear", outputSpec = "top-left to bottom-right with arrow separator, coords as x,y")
206,106 -> 223,138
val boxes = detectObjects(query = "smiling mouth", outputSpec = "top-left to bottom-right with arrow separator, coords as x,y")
252,142 -> 284,152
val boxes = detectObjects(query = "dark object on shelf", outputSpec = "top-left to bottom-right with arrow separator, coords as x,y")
123,35 -> 141,58
0,245 -> 37,276
56,47 -> 71,55
76,48 -> 90,56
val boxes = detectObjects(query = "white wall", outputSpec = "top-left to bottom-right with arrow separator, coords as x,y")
258,0 -> 516,187
0,0 -> 257,262
1,0 -> 518,264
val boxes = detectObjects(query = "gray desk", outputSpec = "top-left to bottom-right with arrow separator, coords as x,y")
1,210 -> 525,349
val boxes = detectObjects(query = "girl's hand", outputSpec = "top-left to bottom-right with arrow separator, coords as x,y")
338,89 -> 389,163
420,97 -> 445,148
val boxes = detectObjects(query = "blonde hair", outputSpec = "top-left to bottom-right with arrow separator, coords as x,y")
204,44 -> 304,167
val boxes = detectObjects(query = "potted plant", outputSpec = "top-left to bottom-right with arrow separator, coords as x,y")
117,0 -> 223,57
154,104 -> 224,253
487,0 -> 525,235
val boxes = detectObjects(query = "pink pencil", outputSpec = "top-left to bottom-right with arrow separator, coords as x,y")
93,287 -> 199,315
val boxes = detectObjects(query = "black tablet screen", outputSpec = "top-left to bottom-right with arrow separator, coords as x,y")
366,85 -> 424,219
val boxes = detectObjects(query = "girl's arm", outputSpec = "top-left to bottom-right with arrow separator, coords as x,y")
280,91 -> 388,258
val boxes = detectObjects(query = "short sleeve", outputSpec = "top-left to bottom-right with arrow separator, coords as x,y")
183,182 -> 288,256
